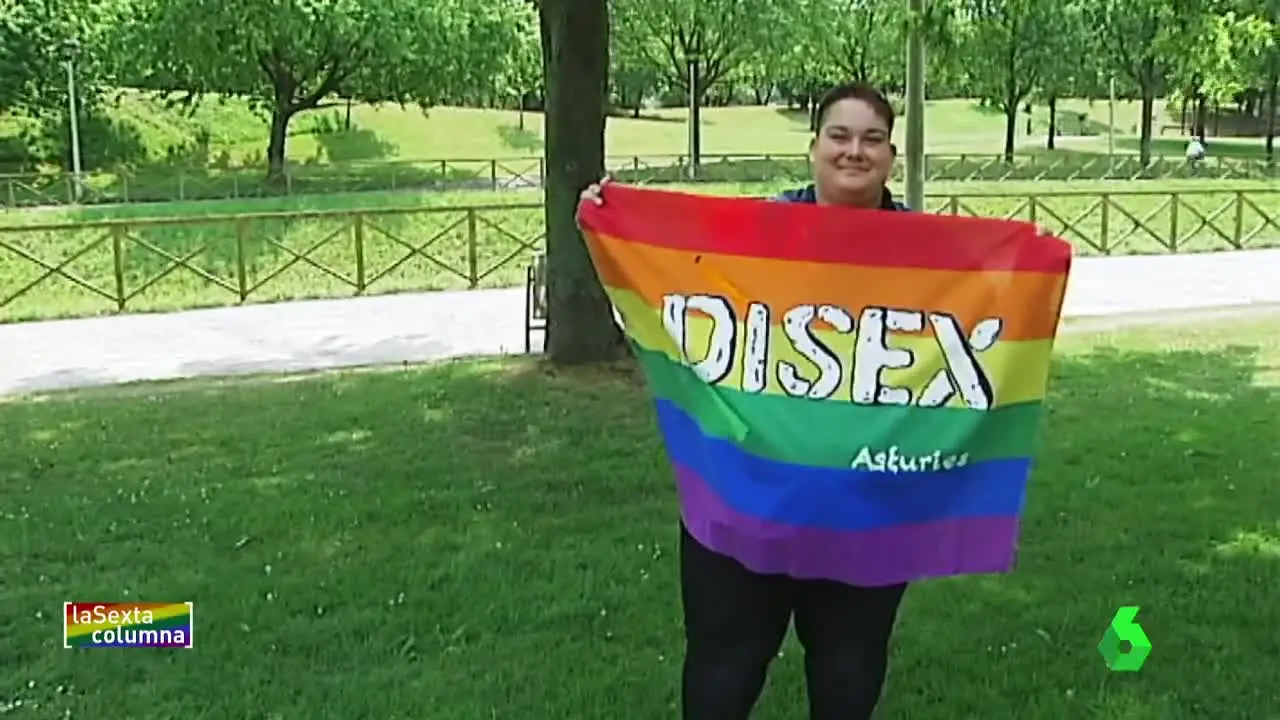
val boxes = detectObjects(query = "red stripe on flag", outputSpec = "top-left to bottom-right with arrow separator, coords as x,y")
577,184 -> 1072,274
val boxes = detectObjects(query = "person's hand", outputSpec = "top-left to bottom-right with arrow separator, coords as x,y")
580,176 -> 610,206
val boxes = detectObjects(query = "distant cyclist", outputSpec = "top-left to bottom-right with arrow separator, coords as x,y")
1185,135 -> 1206,174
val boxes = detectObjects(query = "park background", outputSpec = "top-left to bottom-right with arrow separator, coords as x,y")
0,0 -> 1278,717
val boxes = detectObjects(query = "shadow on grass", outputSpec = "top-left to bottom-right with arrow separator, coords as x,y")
496,123 -> 543,152
773,106 -> 814,129
881,338 -> 1280,718
0,135 -> 35,171
309,121 -> 399,164
1115,136 -> 1272,159
22,109 -> 152,170
969,100 -> 1009,117
606,110 -> 684,123
0,319 -> 1277,718
1048,112 -> 1112,137
611,155 -> 811,185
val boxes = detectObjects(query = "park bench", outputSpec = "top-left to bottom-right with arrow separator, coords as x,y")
524,253 -> 548,352
523,253 -> 630,352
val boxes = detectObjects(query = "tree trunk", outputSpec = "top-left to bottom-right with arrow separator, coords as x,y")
1002,101 -> 1016,163
689,61 -> 702,177
1266,62 -> 1278,162
539,0 -> 622,364
1046,95 -> 1057,149
1138,89 -> 1155,170
267,107 -> 291,179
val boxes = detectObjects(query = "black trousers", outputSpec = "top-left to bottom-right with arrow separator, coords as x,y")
680,525 -> 907,720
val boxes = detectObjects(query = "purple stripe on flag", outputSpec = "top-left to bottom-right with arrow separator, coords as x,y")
675,463 -> 1021,587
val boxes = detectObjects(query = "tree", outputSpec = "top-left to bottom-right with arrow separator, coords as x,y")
0,0 -> 116,115
538,0 -> 622,364
815,0 -> 904,87
615,0 -> 769,102
0,3 -> 38,115
959,0 -> 1062,161
615,0 -> 774,162
610,1 -> 665,116
124,0 -> 525,176
1257,4 -> 1280,159
501,10 -> 545,130
1199,0 -> 1279,159
769,0 -> 950,117
771,0 -> 840,113
1035,0 -> 1089,149
0,0 -> 122,170
1083,0 -> 1206,167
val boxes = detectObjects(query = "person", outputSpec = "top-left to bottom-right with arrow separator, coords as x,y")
580,83 -> 912,720
1185,134 -> 1206,174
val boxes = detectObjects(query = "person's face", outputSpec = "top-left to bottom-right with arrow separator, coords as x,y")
809,98 -> 896,204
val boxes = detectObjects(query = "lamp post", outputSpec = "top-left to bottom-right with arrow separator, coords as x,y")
62,39 -> 84,203
904,0 -> 926,210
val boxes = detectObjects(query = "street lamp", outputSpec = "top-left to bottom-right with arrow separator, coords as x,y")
904,0 -> 926,210
62,38 -> 84,202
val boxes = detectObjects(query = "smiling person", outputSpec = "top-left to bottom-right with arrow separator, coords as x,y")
776,83 -> 907,212
580,83 -> 909,720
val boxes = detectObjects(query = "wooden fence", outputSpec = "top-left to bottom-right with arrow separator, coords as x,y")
1,188 -> 1276,322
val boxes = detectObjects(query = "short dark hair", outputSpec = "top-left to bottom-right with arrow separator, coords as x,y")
813,83 -> 895,135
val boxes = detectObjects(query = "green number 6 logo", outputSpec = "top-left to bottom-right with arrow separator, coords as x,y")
1098,605 -> 1152,671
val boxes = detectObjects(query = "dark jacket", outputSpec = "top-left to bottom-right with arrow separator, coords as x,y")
773,184 -> 910,211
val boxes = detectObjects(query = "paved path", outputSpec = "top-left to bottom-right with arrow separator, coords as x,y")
3,248 -> 1280,397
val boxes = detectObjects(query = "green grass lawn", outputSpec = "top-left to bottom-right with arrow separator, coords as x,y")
0,94 -> 1149,165
0,179 -> 1277,323
2,93 -> 1274,207
2,316 -> 1278,719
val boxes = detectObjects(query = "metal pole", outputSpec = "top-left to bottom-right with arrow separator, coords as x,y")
66,58 -> 83,202
904,0 -> 926,210
1108,76 -> 1116,178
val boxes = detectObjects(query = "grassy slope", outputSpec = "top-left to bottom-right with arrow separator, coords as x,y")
0,91 -> 1272,174
1,316 -> 1278,719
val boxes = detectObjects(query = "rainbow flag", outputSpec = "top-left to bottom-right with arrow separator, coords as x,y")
578,185 -> 1072,587
63,602 -> 194,648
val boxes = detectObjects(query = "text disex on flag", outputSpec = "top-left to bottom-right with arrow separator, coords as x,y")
577,184 -> 1072,587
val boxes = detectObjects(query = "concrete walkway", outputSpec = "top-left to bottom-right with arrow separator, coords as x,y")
3,248 -> 1280,397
